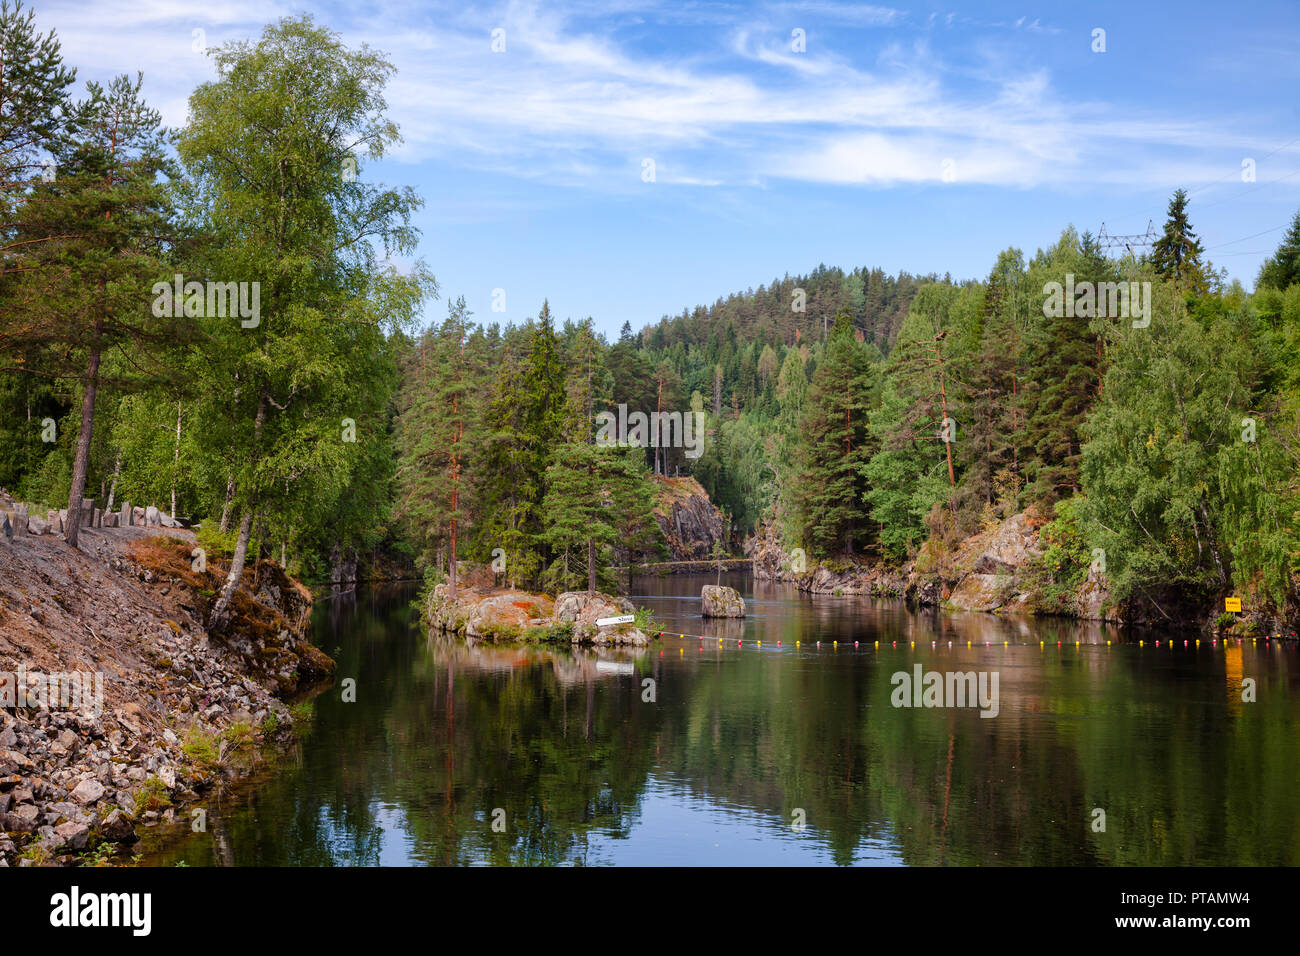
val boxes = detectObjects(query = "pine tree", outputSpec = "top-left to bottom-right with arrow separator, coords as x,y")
8,74 -> 178,546
395,297 -> 480,596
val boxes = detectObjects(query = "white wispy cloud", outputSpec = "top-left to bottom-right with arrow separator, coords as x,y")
29,0 -> 1300,194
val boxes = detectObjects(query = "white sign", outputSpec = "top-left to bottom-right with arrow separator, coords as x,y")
596,615 -> 635,627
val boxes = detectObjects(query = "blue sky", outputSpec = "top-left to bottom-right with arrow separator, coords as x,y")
35,0 -> 1300,339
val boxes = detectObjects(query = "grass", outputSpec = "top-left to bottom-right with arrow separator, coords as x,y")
19,843 -> 51,866
181,726 -> 219,769
222,720 -> 254,750
133,776 -> 172,814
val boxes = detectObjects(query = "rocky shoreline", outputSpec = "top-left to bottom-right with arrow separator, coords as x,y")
747,510 -> 1294,635
0,501 -> 335,867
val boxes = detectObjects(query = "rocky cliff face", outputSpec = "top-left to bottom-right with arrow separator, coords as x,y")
651,476 -> 725,560
749,510 -> 1122,622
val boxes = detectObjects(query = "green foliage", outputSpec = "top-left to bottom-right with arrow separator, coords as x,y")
541,442 -> 660,594
790,310 -> 879,557
1037,498 -> 1093,590
1256,209 -> 1300,292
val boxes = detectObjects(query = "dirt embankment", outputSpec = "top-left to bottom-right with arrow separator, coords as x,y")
0,521 -> 334,866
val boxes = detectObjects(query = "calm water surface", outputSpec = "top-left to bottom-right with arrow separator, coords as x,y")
140,572 -> 1300,866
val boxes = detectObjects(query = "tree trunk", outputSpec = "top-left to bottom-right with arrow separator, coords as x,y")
106,451 -> 121,513
64,341 -> 102,548
587,538 -> 596,596
209,390 -> 267,632
209,508 -> 254,632
219,476 -> 235,533
171,400 -> 182,519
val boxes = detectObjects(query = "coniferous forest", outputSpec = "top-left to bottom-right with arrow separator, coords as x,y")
3,8 -> 1300,627
4,0 -> 1300,897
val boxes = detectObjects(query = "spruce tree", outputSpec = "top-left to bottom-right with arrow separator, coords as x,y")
792,309 -> 878,556
1151,189 -> 1209,293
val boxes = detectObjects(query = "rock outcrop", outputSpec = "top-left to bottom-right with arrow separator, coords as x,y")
554,591 -> 650,644
701,585 -> 745,618
428,585 -> 652,645
651,475 -> 724,561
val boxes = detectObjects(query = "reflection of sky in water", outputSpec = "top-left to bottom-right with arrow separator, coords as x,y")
570,777 -> 904,866
363,778 -> 905,866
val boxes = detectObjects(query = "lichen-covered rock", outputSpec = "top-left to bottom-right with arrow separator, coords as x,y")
701,585 -> 745,618
462,590 -> 554,639
947,573 -> 1014,612
555,591 -> 649,644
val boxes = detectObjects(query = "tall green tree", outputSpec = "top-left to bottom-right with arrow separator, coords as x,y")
541,443 -> 656,595
8,73 -> 177,546
180,17 -> 432,630
1151,188 -> 1210,294
792,309 -> 878,556
1256,209 -> 1300,292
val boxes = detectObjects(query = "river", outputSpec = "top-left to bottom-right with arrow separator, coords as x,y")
138,571 -> 1300,866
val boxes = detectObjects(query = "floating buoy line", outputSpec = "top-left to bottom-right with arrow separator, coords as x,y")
650,630 -> 1295,651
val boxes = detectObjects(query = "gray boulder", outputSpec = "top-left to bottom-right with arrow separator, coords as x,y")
99,807 -> 137,843
145,505 -> 160,527
120,500 -> 132,527
27,515 -> 47,535
54,821 -> 90,851
70,778 -> 105,806
701,584 -> 746,618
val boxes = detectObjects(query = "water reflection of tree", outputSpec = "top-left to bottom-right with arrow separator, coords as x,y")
149,585 -> 1300,866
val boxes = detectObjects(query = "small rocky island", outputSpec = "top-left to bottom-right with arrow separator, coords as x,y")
426,571 -> 653,646
701,585 -> 745,618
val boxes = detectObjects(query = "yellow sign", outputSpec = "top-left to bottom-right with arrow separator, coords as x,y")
1225,597 -> 1242,613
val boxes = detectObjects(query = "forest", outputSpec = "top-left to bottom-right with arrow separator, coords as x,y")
4,7 -> 1300,623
